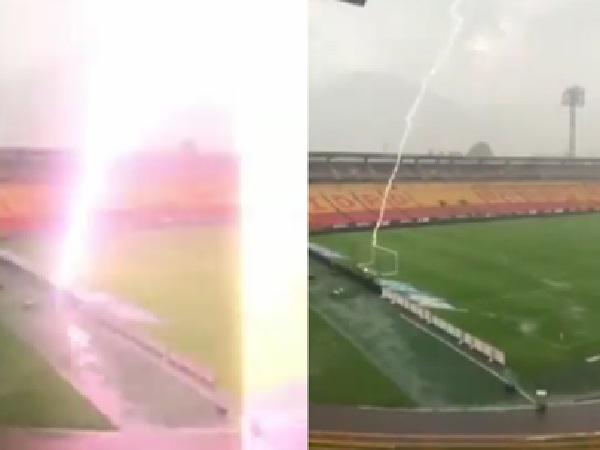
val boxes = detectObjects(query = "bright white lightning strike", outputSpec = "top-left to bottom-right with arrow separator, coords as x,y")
53,0 -> 234,290
53,156 -> 109,288
371,0 -> 465,251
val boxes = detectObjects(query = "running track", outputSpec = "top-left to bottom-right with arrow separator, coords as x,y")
0,429 -> 240,450
309,402 -> 600,447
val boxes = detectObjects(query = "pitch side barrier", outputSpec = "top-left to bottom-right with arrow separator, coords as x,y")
309,207 -> 599,235
381,288 -> 506,366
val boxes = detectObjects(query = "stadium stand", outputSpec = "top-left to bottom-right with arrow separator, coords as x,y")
0,148 -> 237,232
309,152 -> 600,231
309,152 -> 600,449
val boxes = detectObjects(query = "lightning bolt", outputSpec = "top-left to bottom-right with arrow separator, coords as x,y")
371,0 -> 464,250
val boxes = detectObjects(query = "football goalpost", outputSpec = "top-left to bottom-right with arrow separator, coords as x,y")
358,243 -> 399,277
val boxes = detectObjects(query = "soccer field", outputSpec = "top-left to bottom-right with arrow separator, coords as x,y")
3,226 -> 242,396
3,224 -> 306,405
311,214 -> 600,403
0,322 -> 112,429
309,258 -> 415,407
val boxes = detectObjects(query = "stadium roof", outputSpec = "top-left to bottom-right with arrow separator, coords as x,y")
309,151 -> 600,165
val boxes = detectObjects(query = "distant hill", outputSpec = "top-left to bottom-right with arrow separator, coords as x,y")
309,72 -> 578,156
309,72 -> 483,154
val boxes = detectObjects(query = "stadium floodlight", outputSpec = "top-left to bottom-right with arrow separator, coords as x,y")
561,85 -> 585,158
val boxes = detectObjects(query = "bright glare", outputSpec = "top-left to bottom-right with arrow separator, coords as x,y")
53,0 -> 308,445
67,322 -> 91,349
235,0 -> 307,433
467,34 -> 492,53
54,0 -> 236,288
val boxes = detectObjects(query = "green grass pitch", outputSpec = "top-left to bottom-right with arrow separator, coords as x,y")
0,225 -> 242,428
0,323 -> 113,429
309,260 -> 414,407
3,224 -> 306,424
310,214 -> 600,404
3,226 -> 241,394
309,257 -> 509,407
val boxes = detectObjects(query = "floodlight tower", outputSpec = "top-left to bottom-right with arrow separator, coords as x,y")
561,85 -> 585,158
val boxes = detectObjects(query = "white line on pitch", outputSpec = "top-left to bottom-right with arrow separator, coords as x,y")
309,304 -> 414,400
395,310 -> 535,404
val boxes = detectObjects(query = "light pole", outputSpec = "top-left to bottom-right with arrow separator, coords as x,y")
561,85 -> 585,158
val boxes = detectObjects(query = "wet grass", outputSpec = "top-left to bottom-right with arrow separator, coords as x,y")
3,226 -> 242,396
0,324 -> 113,429
312,214 -> 600,397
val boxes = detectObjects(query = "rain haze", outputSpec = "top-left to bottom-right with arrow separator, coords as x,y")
310,0 -> 600,156
0,0 -> 83,148
0,0 -> 230,151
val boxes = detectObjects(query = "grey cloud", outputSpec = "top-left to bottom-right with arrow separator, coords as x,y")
310,0 -> 600,156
